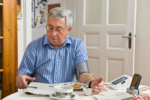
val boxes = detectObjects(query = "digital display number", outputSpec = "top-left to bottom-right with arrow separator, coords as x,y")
113,77 -> 126,84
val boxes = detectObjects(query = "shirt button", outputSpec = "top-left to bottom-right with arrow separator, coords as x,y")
55,70 -> 57,72
55,81 -> 56,82
56,60 -> 58,62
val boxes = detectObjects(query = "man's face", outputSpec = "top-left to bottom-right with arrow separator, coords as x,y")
46,16 -> 72,49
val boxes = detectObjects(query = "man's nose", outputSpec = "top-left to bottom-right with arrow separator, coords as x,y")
51,29 -> 57,35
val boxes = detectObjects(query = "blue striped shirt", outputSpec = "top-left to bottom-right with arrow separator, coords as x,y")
17,35 -> 88,84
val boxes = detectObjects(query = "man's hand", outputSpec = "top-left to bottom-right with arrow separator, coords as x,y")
16,74 -> 36,89
91,77 -> 104,94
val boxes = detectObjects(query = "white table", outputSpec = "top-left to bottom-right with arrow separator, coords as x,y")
3,84 -> 138,100
2,89 -> 97,100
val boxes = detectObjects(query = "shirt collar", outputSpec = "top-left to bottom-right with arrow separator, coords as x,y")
63,35 -> 71,46
43,35 -> 49,46
43,35 -> 71,47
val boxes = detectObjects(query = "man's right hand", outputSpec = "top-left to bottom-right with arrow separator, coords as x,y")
16,74 -> 36,89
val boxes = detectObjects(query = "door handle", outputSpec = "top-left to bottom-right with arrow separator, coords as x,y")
122,32 -> 132,49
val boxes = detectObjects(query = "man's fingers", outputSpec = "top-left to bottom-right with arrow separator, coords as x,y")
16,82 -> 20,88
91,77 -> 105,94
16,74 -> 35,89
97,77 -> 104,83
16,79 -> 24,88
92,86 -> 104,94
17,81 -> 26,89
22,76 -> 35,88
18,77 -> 28,89
26,77 -> 36,81
93,85 -> 103,91
97,86 -> 104,91
22,80 -> 28,88
98,81 -> 104,87
93,88 -> 102,94
93,77 -> 104,86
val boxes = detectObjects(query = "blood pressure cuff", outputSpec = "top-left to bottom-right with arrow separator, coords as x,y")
75,61 -> 90,81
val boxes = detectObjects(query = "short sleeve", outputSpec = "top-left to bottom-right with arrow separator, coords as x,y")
75,40 -> 88,66
17,42 -> 36,76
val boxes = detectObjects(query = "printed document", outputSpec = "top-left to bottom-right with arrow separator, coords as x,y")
24,82 -> 58,95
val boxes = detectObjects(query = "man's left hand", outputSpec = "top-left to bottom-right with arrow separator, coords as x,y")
91,77 -> 104,94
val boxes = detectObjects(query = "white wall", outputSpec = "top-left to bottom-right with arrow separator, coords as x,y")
65,0 -> 76,37
135,0 -> 150,85
18,0 -> 33,67
26,0 -> 32,46
32,0 -> 77,40
17,0 -> 25,66
32,0 -> 63,41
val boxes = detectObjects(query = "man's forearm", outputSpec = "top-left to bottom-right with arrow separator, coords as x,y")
79,73 -> 95,85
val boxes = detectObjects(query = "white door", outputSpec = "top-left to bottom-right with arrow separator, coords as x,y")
77,0 -> 137,82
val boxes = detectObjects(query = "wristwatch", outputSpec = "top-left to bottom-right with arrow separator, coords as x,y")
88,80 -> 94,88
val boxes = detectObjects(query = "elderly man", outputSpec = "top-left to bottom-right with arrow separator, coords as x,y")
16,7 -> 104,94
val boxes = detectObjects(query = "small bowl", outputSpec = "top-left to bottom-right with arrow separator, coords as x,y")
83,88 -> 92,96
53,85 -> 73,97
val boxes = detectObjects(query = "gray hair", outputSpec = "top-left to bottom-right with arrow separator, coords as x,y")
48,7 -> 73,28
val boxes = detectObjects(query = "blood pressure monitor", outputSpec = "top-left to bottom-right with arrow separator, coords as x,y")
108,75 -> 132,90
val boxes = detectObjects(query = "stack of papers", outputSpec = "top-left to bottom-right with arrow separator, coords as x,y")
95,91 -> 134,100
94,84 -> 135,100
24,82 -> 58,95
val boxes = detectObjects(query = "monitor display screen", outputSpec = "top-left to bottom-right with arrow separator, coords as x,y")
131,76 -> 139,86
113,77 -> 126,84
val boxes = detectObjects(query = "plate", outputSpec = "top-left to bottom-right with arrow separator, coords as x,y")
49,93 -> 78,100
60,82 -> 88,90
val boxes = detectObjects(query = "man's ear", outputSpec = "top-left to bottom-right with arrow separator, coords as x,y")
67,27 -> 72,35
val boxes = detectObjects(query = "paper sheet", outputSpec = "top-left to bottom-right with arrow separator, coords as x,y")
95,91 -> 133,100
24,82 -> 58,95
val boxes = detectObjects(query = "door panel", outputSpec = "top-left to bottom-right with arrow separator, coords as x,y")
106,57 -> 124,81
77,0 -> 136,82
108,0 -> 127,24
88,57 -> 99,78
107,32 -> 125,50
85,0 -> 102,25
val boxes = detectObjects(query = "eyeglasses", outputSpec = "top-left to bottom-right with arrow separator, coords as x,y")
46,26 -> 66,34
